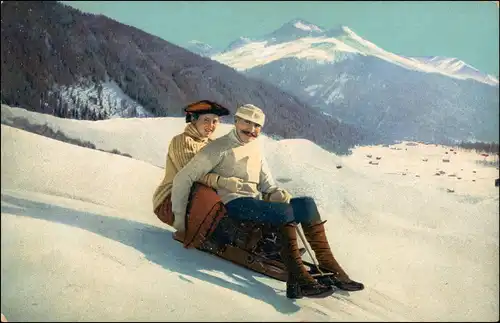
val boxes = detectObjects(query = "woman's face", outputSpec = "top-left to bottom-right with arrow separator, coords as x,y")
193,113 -> 220,137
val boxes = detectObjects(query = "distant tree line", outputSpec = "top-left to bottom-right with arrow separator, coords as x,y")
454,141 -> 499,154
3,116 -> 133,158
43,90 -> 109,120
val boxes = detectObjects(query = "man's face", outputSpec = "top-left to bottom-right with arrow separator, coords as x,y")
235,117 -> 262,143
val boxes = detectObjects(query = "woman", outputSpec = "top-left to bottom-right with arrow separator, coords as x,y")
153,100 -> 242,229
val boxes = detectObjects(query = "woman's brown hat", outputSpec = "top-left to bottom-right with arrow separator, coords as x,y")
184,100 -> 230,118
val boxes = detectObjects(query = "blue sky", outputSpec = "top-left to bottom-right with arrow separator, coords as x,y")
63,1 -> 499,76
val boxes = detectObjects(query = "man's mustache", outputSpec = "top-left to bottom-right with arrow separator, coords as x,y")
241,130 -> 258,137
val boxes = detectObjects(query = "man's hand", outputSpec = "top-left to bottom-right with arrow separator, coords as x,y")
217,176 -> 243,193
268,188 -> 292,203
173,212 -> 186,232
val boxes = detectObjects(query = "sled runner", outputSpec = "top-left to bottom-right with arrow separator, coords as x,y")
172,183 -> 335,284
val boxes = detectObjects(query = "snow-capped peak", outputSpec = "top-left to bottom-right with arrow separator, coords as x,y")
293,20 -> 324,33
188,40 -> 204,45
323,25 -> 354,38
212,20 -> 498,86
259,18 -> 327,45
410,56 -> 472,72
187,40 -> 213,49
406,56 -> 499,85
222,36 -> 253,53
185,40 -> 218,57
340,26 -> 356,36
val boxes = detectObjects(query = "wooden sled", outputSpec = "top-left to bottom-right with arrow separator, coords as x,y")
173,213 -> 334,283
171,183 -> 335,284
174,216 -> 289,281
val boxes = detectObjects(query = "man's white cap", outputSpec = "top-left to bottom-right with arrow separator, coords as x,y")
235,104 -> 265,126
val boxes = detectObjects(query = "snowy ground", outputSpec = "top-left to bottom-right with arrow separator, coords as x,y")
1,105 -> 498,321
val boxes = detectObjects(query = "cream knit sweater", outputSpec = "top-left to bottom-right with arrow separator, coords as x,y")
171,128 -> 279,219
152,123 -> 219,211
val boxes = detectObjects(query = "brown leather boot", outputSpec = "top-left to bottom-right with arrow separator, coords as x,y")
302,220 -> 364,291
279,222 -> 334,299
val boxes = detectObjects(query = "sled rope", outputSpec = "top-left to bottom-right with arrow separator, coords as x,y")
296,225 -> 326,276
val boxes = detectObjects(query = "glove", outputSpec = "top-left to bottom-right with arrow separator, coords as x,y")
268,189 -> 292,203
217,176 -> 243,193
173,212 -> 186,232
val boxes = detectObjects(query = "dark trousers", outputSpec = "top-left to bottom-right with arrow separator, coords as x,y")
225,196 -> 321,226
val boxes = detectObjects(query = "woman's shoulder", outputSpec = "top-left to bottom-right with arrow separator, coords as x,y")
170,132 -> 192,145
168,132 -> 190,151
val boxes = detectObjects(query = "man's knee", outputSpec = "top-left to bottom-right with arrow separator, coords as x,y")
290,196 -> 317,208
266,202 -> 294,225
282,204 -> 295,223
290,196 -> 321,223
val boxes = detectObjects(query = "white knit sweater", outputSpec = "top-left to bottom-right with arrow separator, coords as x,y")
171,128 -> 278,218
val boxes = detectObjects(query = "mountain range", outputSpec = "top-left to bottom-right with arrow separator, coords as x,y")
0,2 -> 364,154
188,19 -> 499,144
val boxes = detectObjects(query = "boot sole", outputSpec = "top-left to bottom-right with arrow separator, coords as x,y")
287,286 -> 336,299
302,288 -> 336,298
336,284 -> 364,292
288,290 -> 336,299
306,264 -> 365,292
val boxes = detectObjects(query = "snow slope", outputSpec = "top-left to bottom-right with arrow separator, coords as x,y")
1,104 -> 232,168
1,106 -> 498,321
212,22 -> 498,86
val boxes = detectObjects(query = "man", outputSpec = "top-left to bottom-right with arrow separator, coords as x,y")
171,104 -> 363,298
